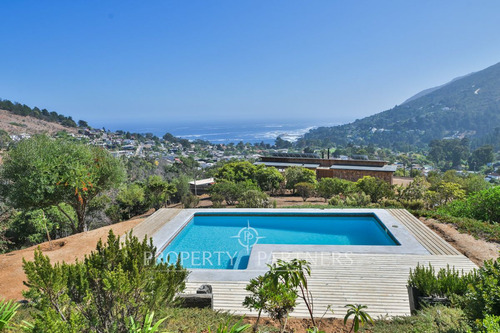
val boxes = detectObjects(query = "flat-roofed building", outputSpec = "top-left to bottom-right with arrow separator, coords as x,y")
257,154 -> 397,184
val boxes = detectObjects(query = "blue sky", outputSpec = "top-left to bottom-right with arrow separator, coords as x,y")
1,1 -> 500,131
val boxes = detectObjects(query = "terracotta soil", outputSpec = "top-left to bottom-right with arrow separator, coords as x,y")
0,216 -> 145,300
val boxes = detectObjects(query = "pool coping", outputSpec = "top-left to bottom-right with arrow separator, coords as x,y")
151,208 -> 429,281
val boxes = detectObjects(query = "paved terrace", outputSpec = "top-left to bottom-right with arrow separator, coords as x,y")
136,208 -> 477,318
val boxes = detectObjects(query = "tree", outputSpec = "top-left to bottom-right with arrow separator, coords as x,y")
144,175 -> 176,210
77,120 -> 89,128
355,176 -> 393,203
116,183 -> 146,219
469,145 -> 494,171
430,181 -> 465,205
295,182 -> 315,202
209,180 -> 258,206
1,135 -> 125,233
274,137 -> 292,149
316,178 -> 353,202
214,161 -> 257,184
255,167 -> 284,193
284,167 -> 316,192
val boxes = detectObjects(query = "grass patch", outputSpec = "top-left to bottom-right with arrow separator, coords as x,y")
410,209 -> 500,243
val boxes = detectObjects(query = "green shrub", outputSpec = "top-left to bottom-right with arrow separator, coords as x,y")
369,306 -> 471,333
345,192 -> 371,207
22,230 -> 188,332
379,199 -> 403,208
464,257 -> 500,321
236,190 -> 270,208
255,167 -> 284,193
315,178 -> 353,202
211,193 -> 225,208
181,193 -> 200,208
295,182 -> 315,202
355,176 -> 394,203
328,195 -> 344,207
209,180 -> 258,206
284,166 -> 316,192
408,264 -> 477,298
399,199 -> 425,210
476,315 -> 500,332
441,186 -> 500,223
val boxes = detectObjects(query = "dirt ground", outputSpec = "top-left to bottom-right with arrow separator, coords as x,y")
0,216 -> 145,300
420,217 -> 500,266
0,109 -> 78,136
393,176 -> 413,186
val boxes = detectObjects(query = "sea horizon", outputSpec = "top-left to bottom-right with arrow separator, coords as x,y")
102,120 -> 339,145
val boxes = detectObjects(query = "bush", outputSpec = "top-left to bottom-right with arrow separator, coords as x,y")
255,167 -> 284,193
408,264 -> 477,298
327,192 -> 371,207
315,178 -> 353,202
22,230 -> 188,332
209,180 -> 258,206
442,186 -> 500,223
355,176 -> 394,203
236,190 -> 270,208
464,257 -> 500,321
370,305 -> 471,333
284,167 -> 316,192
182,194 -> 200,208
328,195 -> 344,207
399,199 -> 425,210
345,192 -> 371,207
211,193 -> 225,208
379,199 -> 403,208
295,182 -> 315,202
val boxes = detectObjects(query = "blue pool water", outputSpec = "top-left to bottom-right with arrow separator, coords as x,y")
158,213 -> 398,270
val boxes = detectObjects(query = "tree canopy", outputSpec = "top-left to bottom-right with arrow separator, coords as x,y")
1,135 -> 125,233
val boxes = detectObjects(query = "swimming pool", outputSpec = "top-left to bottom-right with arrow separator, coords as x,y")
158,212 -> 399,270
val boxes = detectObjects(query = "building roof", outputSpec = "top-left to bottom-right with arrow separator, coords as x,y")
271,152 -> 320,159
188,178 -> 215,186
329,165 -> 398,172
255,161 -> 320,168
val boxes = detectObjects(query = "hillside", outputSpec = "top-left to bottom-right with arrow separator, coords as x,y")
298,62 -> 500,150
0,109 -> 78,137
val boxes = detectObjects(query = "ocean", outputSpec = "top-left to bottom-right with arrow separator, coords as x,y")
111,120 -> 332,145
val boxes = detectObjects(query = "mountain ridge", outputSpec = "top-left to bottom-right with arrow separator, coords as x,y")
298,62 -> 500,150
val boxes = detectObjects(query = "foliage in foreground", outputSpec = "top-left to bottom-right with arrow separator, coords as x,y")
22,230 -> 188,333
407,257 -> 500,330
408,264 -> 477,298
344,304 -> 373,333
0,298 -> 21,331
367,305 -> 472,333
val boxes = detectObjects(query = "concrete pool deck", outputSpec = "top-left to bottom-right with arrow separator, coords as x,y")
135,208 -> 477,318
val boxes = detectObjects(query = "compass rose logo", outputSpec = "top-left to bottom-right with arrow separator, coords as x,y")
231,221 -> 265,254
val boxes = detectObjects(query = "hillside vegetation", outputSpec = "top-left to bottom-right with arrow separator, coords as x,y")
298,62 -> 500,150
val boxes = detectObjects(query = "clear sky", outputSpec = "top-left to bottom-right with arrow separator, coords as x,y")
1,1 -> 500,131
